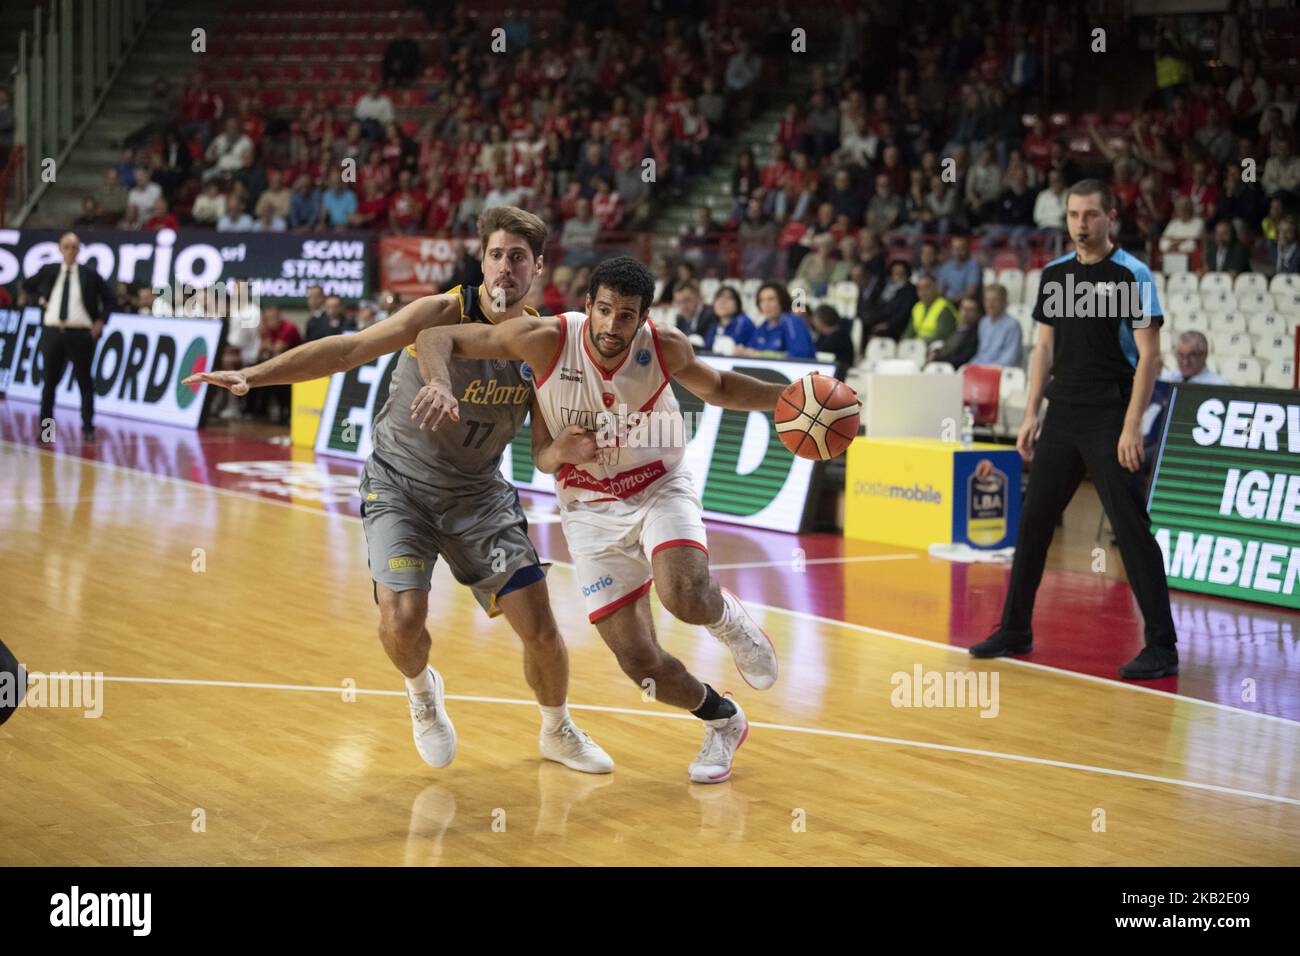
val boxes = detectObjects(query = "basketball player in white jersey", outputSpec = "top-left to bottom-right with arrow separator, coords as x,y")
411,256 -> 794,783
184,207 -> 612,776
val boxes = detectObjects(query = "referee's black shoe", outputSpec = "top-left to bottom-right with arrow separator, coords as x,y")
1119,645 -> 1179,680
969,629 -> 1033,658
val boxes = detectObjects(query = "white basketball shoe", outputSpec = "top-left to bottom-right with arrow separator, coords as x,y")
688,697 -> 749,784
707,589 -> 778,690
540,720 -> 615,774
408,667 -> 456,768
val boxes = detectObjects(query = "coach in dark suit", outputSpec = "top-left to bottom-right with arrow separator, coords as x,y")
21,232 -> 116,441
1204,220 -> 1252,276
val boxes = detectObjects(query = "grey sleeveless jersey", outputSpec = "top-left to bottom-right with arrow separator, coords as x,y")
371,285 -> 535,487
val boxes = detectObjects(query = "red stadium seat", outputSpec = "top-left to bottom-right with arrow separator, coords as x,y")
1110,111 -> 1134,128
962,365 -> 1002,426
1078,112 -> 1102,128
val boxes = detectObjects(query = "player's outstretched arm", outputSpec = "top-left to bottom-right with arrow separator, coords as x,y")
656,324 -> 787,411
410,314 -> 559,431
182,293 -> 461,393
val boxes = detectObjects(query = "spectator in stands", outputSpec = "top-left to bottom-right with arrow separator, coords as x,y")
825,169 -> 865,224
1262,135 -> 1300,199
1033,167 -> 1068,250
255,169 -> 290,223
679,206 -> 718,275
72,197 -> 102,228
965,146 -> 1003,225
591,178 -> 623,230
1225,57 -> 1268,136
1196,107 -> 1236,167
321,172 -> 358,230
191,180 -> 226,227
143,197 -> 180,231
928,294 -> 982,368
969,284 -> 1023,368
203,116 -> 253,183
983,166 -> 1037,252
910,240 -> 939,282
350,177 -> 390,229
794,234 -> 837,295
738,199 -> 779,279
907,274 -> 957,346
96,169 -> 128,225
866,260 -> 919,342
866,172 -> 906,235
354,83 -> 396,140
561,198 -> 600,267
812,305 -> 855,374
924,174 -> 960,238
1160,195 -> 1206,260
673,282 -> 716,341
446,178 -> 482,233
483,172 -> 523,210
126,167 -> 163,227
305,295 -> 355,341
739,283 -> 816,359
934,235 -> 982,302
288,175 -> 322,230
387,170 -> 428,234
802,91 -> 842,160
724,38 -> 762,117
153,129 -> 193,198
1205,219 -> 1251,275
703,286 -> 755,352
135,286 -> 159,316
1161,331 -> 1227,384
331,122 -> 368,167
1274,218 -> 1299,274
217,195 -> 255,232
177,69 -> 221,146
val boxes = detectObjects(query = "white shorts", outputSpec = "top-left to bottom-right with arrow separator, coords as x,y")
560,473 -> 709,623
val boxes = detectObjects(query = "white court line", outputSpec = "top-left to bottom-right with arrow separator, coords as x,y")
3,438 -> 1297,728
709,554 -> 920,570
94,674 -> 1300,808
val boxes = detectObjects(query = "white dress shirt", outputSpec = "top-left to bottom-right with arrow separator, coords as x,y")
44,264 -> 94,328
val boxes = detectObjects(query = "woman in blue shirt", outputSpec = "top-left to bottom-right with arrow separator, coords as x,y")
737,282 -> 816,358
702,286 -> 756,351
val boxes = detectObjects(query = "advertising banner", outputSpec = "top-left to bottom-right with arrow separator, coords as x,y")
0,228 -> 371,301
1149,383 -> 1300,609
0,307 -> 223,428
378,236 -> 481,297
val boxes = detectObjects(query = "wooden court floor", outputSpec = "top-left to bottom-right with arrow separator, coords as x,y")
1,439 -> 1298,866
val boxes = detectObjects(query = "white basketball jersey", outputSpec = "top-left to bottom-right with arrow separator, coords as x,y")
534,311 -> 686,505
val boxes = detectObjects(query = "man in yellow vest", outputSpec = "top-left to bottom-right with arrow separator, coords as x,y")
908,274 -> 958,345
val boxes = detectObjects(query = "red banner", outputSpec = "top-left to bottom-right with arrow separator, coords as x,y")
379,236 -> 481,296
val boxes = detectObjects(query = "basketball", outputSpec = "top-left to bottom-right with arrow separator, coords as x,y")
774,373 -> 861,461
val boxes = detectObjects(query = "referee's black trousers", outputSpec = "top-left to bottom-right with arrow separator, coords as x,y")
39,326 -> 96,429
1000,400 -> 1177,649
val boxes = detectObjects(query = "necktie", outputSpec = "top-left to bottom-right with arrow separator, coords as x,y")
59,266 -> 71,322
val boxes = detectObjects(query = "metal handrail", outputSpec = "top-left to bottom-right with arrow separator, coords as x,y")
11,0 -> 163,227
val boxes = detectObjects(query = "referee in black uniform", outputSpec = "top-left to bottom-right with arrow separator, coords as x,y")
971,180 -> 1178,680
21,231 -> 115,441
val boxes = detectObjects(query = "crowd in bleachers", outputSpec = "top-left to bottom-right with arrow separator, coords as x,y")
643,0 -> 1298,405
80,0 -> 786,248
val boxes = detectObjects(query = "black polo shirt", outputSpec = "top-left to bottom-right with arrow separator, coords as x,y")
1032,244 -> 1163,406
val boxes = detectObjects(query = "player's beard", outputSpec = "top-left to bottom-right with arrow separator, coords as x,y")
589,325 -> 627,358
